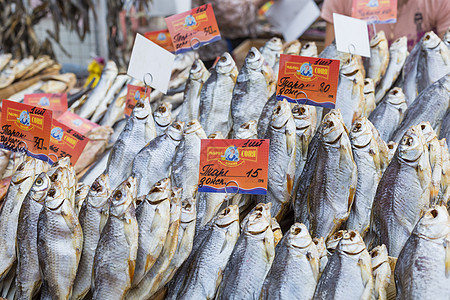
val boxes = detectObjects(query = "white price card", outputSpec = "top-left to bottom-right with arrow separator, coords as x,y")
127,33 -> 175,94
333,13 -> 371,58
266,0 -> 320,42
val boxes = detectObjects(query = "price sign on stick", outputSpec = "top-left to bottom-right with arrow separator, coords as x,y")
165,3 -> 221,54
124,84 -> 151,117
276,54 -> 340,108
57,111 -> 99,135
352,0 -> 398,24
144,29 -> 175,52
0,100 -> 52,162
198,139 -> 270,195
48,119 -> 89,165
333,13 -> 371,57
24,93 -> 68,118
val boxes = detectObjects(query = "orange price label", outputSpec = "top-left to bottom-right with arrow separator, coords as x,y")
144,29 -> 175,53
24,93 -> 68,118
198,139 -> 269,195
165,3 -> 221,54
48,119 -> 89,165
0,100 -> 53,161
352,0 -> 397,24
124,84 -> 151,117
57,111 -> 99,135
277,54 -> 340,109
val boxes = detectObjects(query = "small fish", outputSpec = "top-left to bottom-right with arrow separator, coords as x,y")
154,102 -> 173,137
370,245 -> 391,300
74,182 -> 90,216
300,42 -> 318,58
260,37 -> 283,68
367,31 -> 390,86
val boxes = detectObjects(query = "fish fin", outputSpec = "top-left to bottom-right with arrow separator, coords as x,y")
358,251 -> 374,300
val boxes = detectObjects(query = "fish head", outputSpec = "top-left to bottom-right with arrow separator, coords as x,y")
45,181 -> 66,210
283,40 -> 301,55
271,218 -> 283,246
109,178 -> 135,217
292,104 -> 315,131
385,87 -> 406,106
264,37 -> 283,52
326,230 -> 347,252
245,47 -> 265,70
11,157 -> 36,184
370,244 -> 389,268
215,204 -> 239,227
208,131 -> 225,139
154,102 -> 172,128
167,121 -> 184,141
190,59 -> 208,80
370,30 -> 387,48
322,110 -> 346,144
171,186 -> 183,206
132,97 -> 152,120
350,117 -> 373,148
246,207 -> 272,235
236,120 -> 258,139
271,99 -> 292,129
363,78 -> 375,94
415,205 -> 450,239
390,36 -> 408,52
48,166 -> 69,187
30,172 -> 51,204
240,202 -> 272,231
75,183 -> 90,204
185,120 -> 207,138
422,31 -> 442,50
88,174 -> 110,208
300,42 -> 318,57
338,230 -> 366,255
288,223 -> 313,249
181,196 -> 197,223
417,121 -> 436,143
313,237 -> 327,256
145,178 -> 171,204
398,126 -> 426,162
216,53 -> 237,75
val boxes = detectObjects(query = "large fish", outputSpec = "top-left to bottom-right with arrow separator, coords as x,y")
395,205 -> 450,299
261,223 -> 320,300
15,172 -> 50,300
199,52 -> 238,136
92,177 -> 138,300
215,203 -> 275,300
367,126 -> 431,256
72,174 -> 111,300
154,102 -> 173,137
77,60 -> 118,119
369,87 -> 407,142
375,36 -> 408,103
391,73 -> 450,143
363,78 -> 376,117
313,230 -> 374,299
257,99 -> 296,220
132,121 -> 183,198
367,31 -> 389,86
177,59 -> 210,123
260,37 -> 283,68
307,110 -> 357,240
230,47 -> 270,135
370,245 -> 391,300
346,117 -> 382,236
105,97 -> 156,189
37,181 -> 83,300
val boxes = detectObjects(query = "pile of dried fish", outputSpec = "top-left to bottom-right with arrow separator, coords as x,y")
0,29 -> 449,300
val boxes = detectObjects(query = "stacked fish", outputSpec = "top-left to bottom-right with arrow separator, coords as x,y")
0,28 -> 449,300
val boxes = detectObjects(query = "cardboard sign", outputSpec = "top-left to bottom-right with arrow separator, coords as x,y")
276,55 -> 340,108
333,13 -> 371,57
144,29 -> 175,52
198,139 -> 270,195
165,3 -> 221,54
127,33 -> 175,94
48,119 -> 89,165
57,111 -> 99,135
352,0 -> 397,24
124,84 -> 151,116
0,100 -> 52,161
24,93 -> 68,118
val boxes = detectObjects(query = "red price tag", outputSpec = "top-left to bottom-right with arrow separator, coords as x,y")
0,100 -> 53,162
277,54 -> 340,109
57,111 -> 99,135
352,0 -> 397,24
198,139 -> 269,195
48,119 -> 89,165
144,29 -> 175,52
165,3 -> 221,54
124,84 -> 151,117
24,93 -> 68,118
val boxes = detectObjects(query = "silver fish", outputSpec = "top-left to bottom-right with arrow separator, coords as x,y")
99,81 -> 132,128
319,40 -> 351,65
234,119 -> 258,139
261,223 -> 320,300
439,139 -> 450,204
74,182 -> 90,216
367,31 -> 390,86
300,42 -> 318,58
402,36 -> 423,104
72,174 -> 110,300
260,37 -> 283,68
199,52 -> 238,136
313,237 -> 328,275
370,245 -> 391,300
154,102 -> 173,137
257,93 -> 277,139
363,78 -> 376,117
395,205 -> 450,299
369,87 -> 407,142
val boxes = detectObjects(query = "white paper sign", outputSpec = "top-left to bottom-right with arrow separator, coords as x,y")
266,0 -> 320,42
127,33 -> 175,94
333,13 -> 370,58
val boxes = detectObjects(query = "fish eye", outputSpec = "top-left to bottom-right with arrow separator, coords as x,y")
114,191 -> 122,200
136,101 -> 144,108
293,227 -> 301,235
159,106 -> 166,113
36,178 -> 43,186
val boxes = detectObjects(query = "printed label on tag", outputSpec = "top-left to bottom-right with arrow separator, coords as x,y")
198,139 -> 269,195
333,13 -> 371,57
24,93 -> 68,118
124,85 -> 151,117
57,111 -> 99,135
144,29 -> 175,52
0,100 -> 52,161
352,0 -> 397,24
48,119 -> 89,165
276,55 -> 340,108
165,3 -> 221,54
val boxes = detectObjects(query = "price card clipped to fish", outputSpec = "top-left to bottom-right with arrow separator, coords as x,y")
24,93 -> 68,118
352,0 -> 398,24
144,29 -> 175,53
48,119 -> 89,165
0,100 -> 52,162
276,54 -> 340,108
165,3 -> 221,54
198,139 -> 270,195
57,111 -> 99,135
124,84 -> 152,117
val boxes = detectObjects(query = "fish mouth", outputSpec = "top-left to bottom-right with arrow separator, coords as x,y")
13,175 -> 31,185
